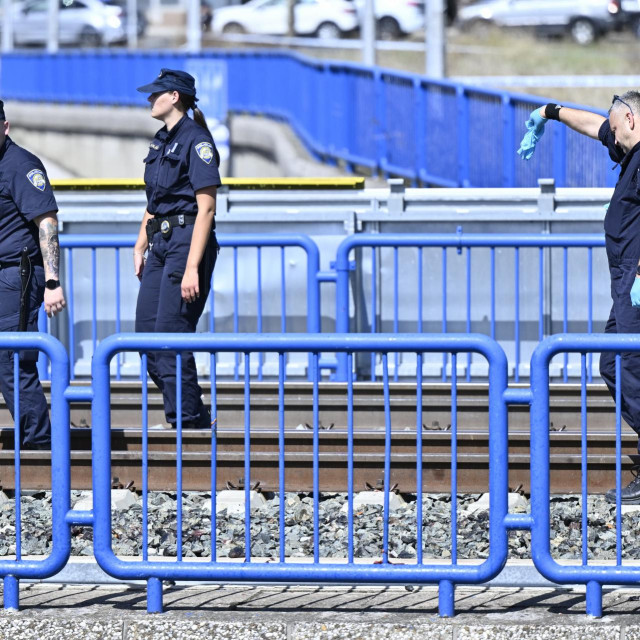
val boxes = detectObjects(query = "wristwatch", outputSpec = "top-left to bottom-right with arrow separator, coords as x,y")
45,279 -> 61,290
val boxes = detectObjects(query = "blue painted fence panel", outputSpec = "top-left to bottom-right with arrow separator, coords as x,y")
91,332 -> 510,615
0,50 -> 616,187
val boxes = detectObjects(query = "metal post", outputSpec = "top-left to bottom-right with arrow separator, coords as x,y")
47,0 -> 59,54
426,0 -> 445,79
126,0 -> 138,49
3,575 -> 19,610
186,0 -> 201,53
147,577 -> 163,613
362,0 -> 376,67
1,0 -> 13,53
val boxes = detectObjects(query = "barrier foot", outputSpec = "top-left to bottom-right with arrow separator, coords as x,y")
3,575 -> 19,610
586,580 -> 602,618
438,580 -> 455,617
147,577 -> 163,614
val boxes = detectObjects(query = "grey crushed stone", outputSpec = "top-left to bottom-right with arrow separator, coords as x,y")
0,491 -> 636,561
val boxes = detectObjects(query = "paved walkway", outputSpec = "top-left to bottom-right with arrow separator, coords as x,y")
4,583 -> 640,638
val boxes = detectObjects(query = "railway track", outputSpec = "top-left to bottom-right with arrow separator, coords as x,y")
0,382 -> 630,494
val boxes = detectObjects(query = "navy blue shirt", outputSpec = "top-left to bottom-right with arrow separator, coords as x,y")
599,119 -> 640,261
143,115 -> 221,217
0,137 -> 57,262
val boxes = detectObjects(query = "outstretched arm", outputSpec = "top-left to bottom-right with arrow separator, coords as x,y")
541,104 -> 605,140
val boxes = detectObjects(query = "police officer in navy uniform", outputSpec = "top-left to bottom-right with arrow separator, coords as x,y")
0,100 -> 66,449
519,93 -> 640,503
134,69 -> 220,430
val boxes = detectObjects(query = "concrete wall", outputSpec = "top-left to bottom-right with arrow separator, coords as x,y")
4,102 -> 349,181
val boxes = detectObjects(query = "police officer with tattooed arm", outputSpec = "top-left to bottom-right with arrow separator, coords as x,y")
0,100 -> 65,450
518,92 -> 640,504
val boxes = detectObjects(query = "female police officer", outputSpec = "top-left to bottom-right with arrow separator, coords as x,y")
133,69 -> 221,430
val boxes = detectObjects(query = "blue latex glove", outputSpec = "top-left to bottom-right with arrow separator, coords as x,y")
631,276 -> 640,307
517,108 -> 547,161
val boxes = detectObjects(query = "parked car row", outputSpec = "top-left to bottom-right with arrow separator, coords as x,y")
210,0 -> 433,40
3,0 -> 146,47
457,0 -> 640,45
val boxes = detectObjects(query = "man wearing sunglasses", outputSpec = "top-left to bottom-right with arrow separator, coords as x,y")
520,92 -> 640,504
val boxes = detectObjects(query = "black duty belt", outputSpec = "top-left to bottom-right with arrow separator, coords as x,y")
146,214 -> 198,243
0,255 -> 43,269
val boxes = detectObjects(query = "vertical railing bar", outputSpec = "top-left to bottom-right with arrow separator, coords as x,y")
176,352 -> 183,563
67,248 -> 75,381
244,351 -> 252,563
347,352 -> 354,564
581,352 -> 588,567
382,353 -> 391,564
393,247 -> 399,382
514,247 -> 520,383
466,248 -> 471,382
416,352 -> 423,564
280,247 -> 286,334
417,247 -> 423,334
141,352 -> 149,562
490,247 -> 496,341
13,352 -> 21,562
441,247 -> 447,382
615,354 -> 622,567
234,247 -> 239,380
115,248 -> 122,381
587,248 -> 593,383
563,247 -> 568,383
211,350 -> 217,562
278,352 -> 286,563
91,248 -> 97,359
312,352 -> 320,564
371,247 -> 377,381
257,247 -> 263,381
451,352 -> 458,565
538,247 -> 544,342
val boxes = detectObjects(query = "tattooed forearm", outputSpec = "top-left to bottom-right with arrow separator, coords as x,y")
38,218 -> 60,279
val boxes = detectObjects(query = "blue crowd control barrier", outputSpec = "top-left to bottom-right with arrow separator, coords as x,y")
38,233 -> 323,381
529,333 -> 640,618
0,50 -> 617,188
0,333 -> 70,610
91,332 -> 510,615
334,232 -> 607,382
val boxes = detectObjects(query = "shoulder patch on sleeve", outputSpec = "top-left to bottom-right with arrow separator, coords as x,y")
195,141 -> 214,165
26,169 -> 47,191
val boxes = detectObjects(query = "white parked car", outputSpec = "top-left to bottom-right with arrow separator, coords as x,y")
212,0 -> 359,39
353,0 -> 424,39
13,0 -> 126,46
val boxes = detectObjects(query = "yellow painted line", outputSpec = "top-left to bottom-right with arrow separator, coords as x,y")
50,177 -> 365,191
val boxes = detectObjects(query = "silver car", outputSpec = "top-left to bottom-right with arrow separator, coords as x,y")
13,0 -> 126,47
457,0 -> 623,45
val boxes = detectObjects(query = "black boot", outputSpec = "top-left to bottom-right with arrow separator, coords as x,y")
605,466 -> 640,504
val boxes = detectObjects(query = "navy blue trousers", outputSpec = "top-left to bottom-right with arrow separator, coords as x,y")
135,225 -> 217,428
0,264 -> 50,447
599,258 -> 640,452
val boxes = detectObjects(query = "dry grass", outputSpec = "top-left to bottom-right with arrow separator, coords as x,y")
205,26 -> 640,110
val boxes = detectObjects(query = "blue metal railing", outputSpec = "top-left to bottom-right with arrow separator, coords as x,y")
91,332 -> 510,614
38,233 -> 322,380
334,232 -> 607,382
529,334 -> 640,618
0,50 -> 618,188
0,333 -> 71,610
3,330 -> 640,618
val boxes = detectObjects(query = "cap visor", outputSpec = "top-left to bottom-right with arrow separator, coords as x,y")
136,81 -> 165,94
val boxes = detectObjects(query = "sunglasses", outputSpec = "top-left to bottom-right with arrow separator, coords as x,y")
611,94 -> 634,115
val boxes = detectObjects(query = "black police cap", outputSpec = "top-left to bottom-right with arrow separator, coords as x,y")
137,68 -> 197,99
